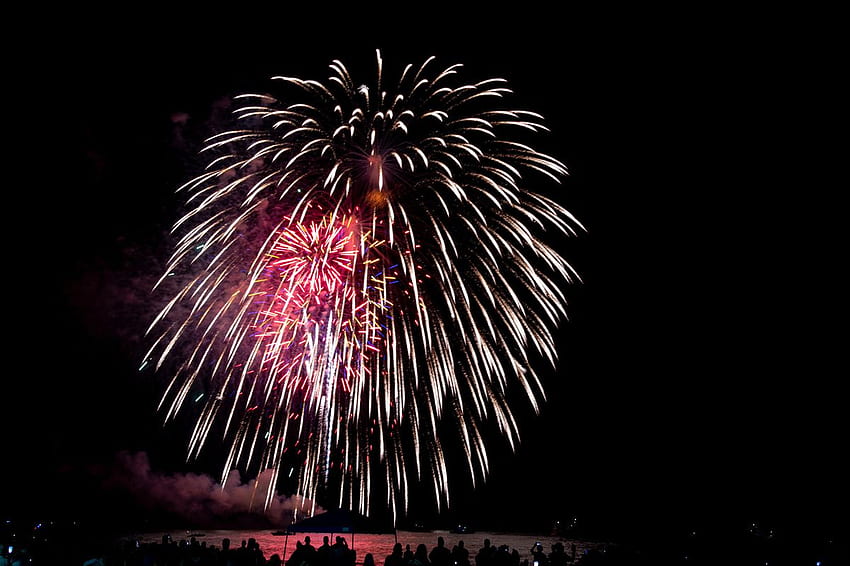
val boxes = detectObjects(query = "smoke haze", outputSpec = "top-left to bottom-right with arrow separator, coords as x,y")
98,451 -> 320,528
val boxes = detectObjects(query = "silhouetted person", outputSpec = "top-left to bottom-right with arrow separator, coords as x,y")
236,539 -> 249,565
412,543 -> 430,566
385,542 -> 405,566
530,543 -> 547,566
363,553 -> 377,566
289,541 -> 307,566
252,540 -> 266,565
475,539 -> 494,566
492,545 -> 512,566
301,536 -> 317,566
331,536 -> 355,566
217,537 -> 234,566
548,543 -> 568,566
452,540 -> 470,566
429,537 -> 452,566
316,535 -> 332,566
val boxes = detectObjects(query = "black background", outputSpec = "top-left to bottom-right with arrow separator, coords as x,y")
4,3 -> 845,550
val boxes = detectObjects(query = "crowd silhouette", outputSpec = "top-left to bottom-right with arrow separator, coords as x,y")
5,519 -> 848,565
15,529 -> 849,566
288,535 -> 356,566
58,534 -> 595,566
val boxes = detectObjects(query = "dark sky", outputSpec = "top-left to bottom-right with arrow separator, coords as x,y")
5,5 -> 844,547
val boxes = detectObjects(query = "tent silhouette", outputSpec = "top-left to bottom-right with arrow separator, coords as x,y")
288,509 -> 391,534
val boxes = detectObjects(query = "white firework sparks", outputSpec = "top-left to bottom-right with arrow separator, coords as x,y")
145,49 -> 584,521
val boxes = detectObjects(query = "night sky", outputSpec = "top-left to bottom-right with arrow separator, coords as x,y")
5,5 -> 845,551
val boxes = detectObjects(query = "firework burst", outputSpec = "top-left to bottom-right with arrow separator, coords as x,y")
145,49 -> 584,521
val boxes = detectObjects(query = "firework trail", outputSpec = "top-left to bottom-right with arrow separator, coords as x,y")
144,50 -> 584,521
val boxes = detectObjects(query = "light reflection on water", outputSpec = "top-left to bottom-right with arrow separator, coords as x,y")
130,530 -> 600,564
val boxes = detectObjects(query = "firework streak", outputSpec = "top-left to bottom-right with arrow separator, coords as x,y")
144,50 -> 584,521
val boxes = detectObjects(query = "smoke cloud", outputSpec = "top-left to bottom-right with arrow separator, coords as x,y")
100,451 -> 320,528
